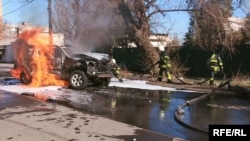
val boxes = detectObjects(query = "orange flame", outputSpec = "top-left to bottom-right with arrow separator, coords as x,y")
11,28 -> 68,87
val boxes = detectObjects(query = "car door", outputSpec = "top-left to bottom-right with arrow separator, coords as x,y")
53,46 -> 65,70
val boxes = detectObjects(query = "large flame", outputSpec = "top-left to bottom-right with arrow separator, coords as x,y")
11,28 -> 68,87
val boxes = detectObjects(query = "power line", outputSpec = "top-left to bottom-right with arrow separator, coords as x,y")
1,0 -> 11,7
1,0 -> 34,17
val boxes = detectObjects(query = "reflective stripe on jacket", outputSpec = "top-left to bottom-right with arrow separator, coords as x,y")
159,55 -> 171,69
207,54 -> 223,67
207,53 -> 223,71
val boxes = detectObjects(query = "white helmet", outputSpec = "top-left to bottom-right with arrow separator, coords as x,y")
111,59 -> 116,64
159,45 -> 165,51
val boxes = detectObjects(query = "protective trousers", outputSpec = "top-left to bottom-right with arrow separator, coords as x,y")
209,66 -> 221,86
158,68 -> 172,83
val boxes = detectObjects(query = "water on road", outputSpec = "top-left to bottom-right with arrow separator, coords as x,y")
1,78 -> 250,141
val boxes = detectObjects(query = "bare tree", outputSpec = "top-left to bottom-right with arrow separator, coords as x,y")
114,0 -> 195,73
242,14 -> 250,43
52,0 -> 126,54
186,0 -> 248,54
52,0 -> 196,74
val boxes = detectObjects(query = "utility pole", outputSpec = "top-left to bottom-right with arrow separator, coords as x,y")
0,0 -> 2,39
48,0 -> 52,45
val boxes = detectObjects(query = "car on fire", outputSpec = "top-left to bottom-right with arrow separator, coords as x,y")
16,45 -> 113,90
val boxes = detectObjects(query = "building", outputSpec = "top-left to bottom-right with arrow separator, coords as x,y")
0,37 -> 17,62
149,34 -> 173,48
124,34 -> 173,48
226,17 -> 245,32
0,22 -> 64,63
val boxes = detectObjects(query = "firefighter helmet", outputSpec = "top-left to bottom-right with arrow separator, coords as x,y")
111,59 -> 116,64
159,45 -> 165,51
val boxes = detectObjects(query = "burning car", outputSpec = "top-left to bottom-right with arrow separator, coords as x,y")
11,30 -> 112,90
14,44 -> 112,90
55,46 -> 113,89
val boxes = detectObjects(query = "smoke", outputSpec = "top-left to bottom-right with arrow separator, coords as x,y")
247,0 -> 250,13
73,3 -> 117,54
53,0 -> 126,55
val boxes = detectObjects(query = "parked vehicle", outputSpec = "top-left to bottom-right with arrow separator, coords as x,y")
0,77 -> 21,85
16,45 -> 112,90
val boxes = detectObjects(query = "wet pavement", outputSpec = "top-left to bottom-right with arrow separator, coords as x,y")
186,93 -> 250,128
55,87 -> 209,141
0,86 -> 230,141
0,90 -> 184,141
1,64 -> 250,141
17,86 -> 249,141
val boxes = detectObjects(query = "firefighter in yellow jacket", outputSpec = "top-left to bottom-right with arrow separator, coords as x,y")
109,58 -> 123,82
157,51 -> 172,83
207,50 -> 224,86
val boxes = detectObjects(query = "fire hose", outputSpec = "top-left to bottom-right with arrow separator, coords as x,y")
144,62 -> 193,85
169,69 -> 192,85
174,79 -> 231,134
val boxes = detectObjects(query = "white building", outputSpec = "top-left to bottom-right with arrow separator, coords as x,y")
0,22 -> 64,62
125,34 -> 173,48
149,34 -> 173,48
3,22 -> 64,46
226,17 -> 245,32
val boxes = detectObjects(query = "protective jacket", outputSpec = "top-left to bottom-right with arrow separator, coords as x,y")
158,55 -> 171,69
157,53 -> 172,83
109,59 -> 123,82
207,53 -> 223,73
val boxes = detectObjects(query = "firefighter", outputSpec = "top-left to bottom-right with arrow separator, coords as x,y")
157,48 -> 172,83
109,58 -> 123,82
207,49 -> 224,86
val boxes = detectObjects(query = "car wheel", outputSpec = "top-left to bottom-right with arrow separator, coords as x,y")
20,71 -> 32,84
69,70 -> 88,90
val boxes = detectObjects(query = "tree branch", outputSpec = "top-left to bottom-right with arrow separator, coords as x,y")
147,8 -> 200,19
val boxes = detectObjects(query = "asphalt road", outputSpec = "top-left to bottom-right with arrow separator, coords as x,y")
0,63 -> 185,141
0,90 -> 187,141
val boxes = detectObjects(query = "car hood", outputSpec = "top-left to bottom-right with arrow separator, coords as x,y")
60,46 -> 110,61
72,53 -> 110,62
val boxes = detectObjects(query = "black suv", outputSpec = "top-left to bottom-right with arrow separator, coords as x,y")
17,45 -> 112,90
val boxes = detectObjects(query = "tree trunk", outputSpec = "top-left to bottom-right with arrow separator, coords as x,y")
117,1 -> 160,74
133,28 -> 159,74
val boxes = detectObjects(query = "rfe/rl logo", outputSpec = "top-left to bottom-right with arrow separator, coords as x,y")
213,129 -> 247,136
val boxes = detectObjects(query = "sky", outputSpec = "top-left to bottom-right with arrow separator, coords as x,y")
1,0 -> 250,41
2,0 -> 48,26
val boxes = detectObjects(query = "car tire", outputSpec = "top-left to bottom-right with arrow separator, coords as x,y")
20,71 -> 32,84
69,70 -> 88,90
